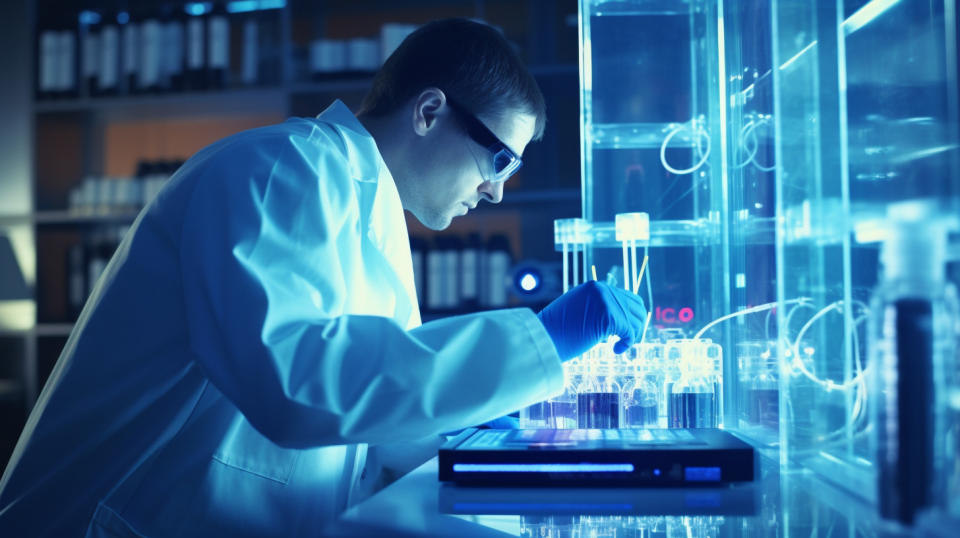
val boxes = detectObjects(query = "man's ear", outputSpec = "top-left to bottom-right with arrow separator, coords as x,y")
412,88 -> 448,136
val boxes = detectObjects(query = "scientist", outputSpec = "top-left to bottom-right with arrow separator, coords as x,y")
0,18 -> 646,537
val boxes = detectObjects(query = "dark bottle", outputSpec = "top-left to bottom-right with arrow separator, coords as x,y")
184,3 -> 207,90
36,14 -> 58,99
56,13 -> 79,99
138,8 -> 163,93
97,9 -> 121,96
120,6 -> 139,94
162,3 -> 186,92
206,2 -> 230,89
238,9 -> 259,86
80,10 -> 101,97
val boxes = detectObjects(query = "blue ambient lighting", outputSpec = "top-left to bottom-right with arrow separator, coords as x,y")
653,468 -> 661,476
684,466 -> 722,482
453,463 -> 635,473
116,11 -> 129,24
453,503 -> 634,512
78,11 -> 102,25
184,2 -> 213,16
227,0 -> 286,13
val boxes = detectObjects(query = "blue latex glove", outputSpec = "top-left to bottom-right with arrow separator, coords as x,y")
537,281 -> 648,361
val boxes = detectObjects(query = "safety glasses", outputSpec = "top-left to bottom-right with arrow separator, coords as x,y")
446,99 -> 522,183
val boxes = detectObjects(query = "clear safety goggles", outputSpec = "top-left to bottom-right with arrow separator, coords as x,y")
446,99 -> 523,183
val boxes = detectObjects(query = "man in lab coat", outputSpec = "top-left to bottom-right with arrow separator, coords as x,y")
0,19 -> 646,537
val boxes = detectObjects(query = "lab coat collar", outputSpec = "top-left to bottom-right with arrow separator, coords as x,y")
316,100 -> 381,183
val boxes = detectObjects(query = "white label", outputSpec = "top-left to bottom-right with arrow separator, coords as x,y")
187,18 -> 204,69
122,23 -> 138,75
242,19 -> 257,84
208,16 -> 229,68
82,31 -> 100,78
58,31 -> 76,91
99,26 -> 119,88
140,20 -> 161,86
461,249 -> 477,300
40,31 -> 57,91
165,21 -> 184,76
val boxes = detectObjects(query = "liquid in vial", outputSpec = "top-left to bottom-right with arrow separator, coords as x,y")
550,400 -> 577,429
624,403 -> 658,427
577,392 -> 619,428
668,392 -> 716,428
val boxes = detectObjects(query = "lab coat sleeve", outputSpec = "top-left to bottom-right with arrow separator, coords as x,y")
178,131 -> 564,449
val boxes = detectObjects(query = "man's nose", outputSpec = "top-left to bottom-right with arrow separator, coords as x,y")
478,180 -> 504,204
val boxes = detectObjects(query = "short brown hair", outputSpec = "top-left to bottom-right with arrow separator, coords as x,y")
358,18 -> 547,140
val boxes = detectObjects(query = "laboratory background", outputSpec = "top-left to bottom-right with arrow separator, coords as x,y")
0,0 -> 959,537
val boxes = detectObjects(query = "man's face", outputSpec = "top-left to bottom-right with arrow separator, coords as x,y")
407,101 -> 537,231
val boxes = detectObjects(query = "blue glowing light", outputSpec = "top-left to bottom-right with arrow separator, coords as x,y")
227,0 -> 286,12
843,0 -> 901,35
453,463 -> 634,473
653,468 -> 661,476
519,273 -> 539,292
684,466 -> 722,482
184,2 -> 213,16
78,10 -> 102,25
116,11 -> 130,24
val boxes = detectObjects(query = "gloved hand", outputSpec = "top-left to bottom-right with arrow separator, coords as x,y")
537,281 -> 648,362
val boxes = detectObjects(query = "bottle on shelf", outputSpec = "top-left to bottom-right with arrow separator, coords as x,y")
97,8 -> 121,97
484,235 -> 511,308
206,2 -> 230,90
36,13 -> 59,100
184,2 -> 207,90
80,9 -> 101,98
162,3 -> 186,93
238,7 -> 259,87
138,7 -> 164,93
459,233 -> 481,311
54,12 -> 79,99
120,5 -> 139,95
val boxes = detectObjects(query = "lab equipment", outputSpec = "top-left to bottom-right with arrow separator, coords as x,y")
620,347 -> 659,429
438,428 -> 755,486
668,340 -> 718,429
577,352 -> 622,428
536,280 -> 648,361
869,211 -> 959,524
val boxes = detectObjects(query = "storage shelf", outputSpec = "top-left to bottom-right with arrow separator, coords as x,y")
34,87 -> 289,119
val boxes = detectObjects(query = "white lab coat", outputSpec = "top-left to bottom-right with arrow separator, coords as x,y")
0,101 -> 564,537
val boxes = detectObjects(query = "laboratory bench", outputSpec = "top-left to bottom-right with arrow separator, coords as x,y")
324,449 -> 959,537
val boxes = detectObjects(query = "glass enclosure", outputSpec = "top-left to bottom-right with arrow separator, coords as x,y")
524,0 -> 960,524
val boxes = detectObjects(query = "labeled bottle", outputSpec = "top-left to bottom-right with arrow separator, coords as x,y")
36,14 -> 59,99
239,9 -> 259,86
80,10 -> 101,97
162,3 -> 186,92
206,2 -> 230,89
56,13 -> 79,99
869,214 -> 958,525
97,9 -> 121,96
120,6 -> 139,94
459,233 -> 481,310
139,8 -> 163,93
184,4 -> 206,90
485,235 -> 511,308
